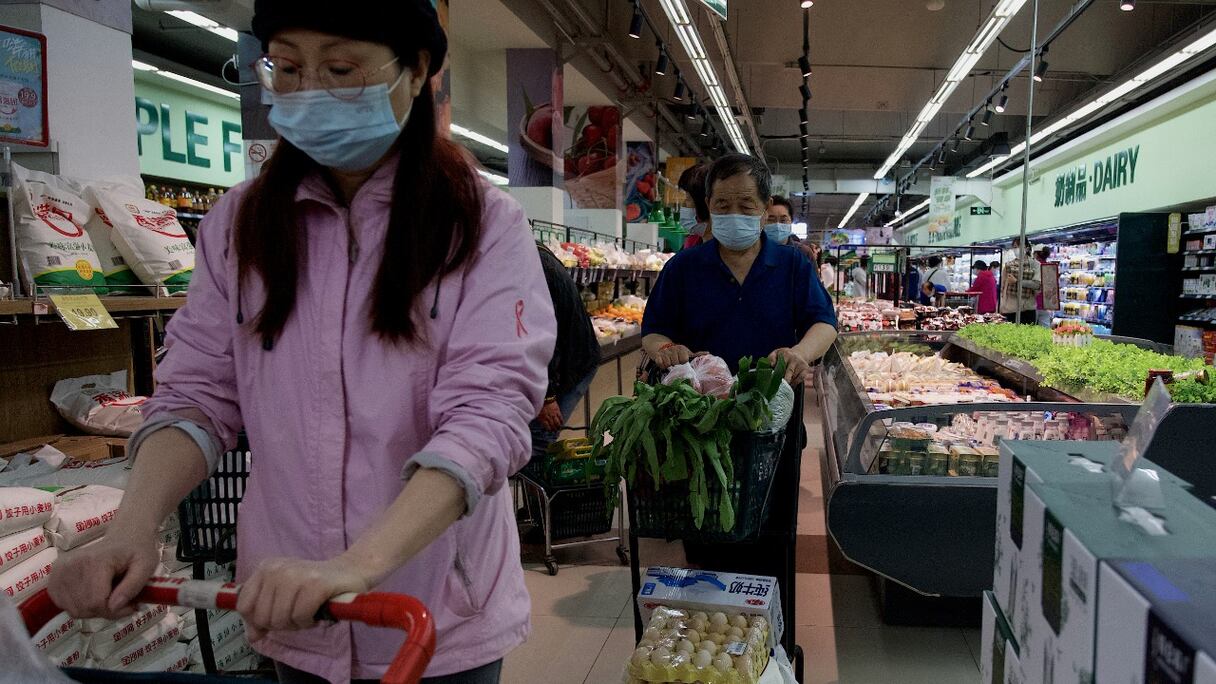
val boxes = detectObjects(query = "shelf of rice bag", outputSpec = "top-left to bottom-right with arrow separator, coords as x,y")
0,296 -> 187,317
817,332 -> 1143,600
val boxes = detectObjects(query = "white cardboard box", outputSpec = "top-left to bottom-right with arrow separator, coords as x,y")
636,566 -> 783,649
1017,480 -> 1216,684
982,590 -> 1022,684
1096,559 -> 1216,684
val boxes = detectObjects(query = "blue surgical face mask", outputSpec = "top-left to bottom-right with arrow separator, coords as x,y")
267,71 -> 410,171
678,206 -> 699,231
764,223 -> 792,244
711,213 -> 762,250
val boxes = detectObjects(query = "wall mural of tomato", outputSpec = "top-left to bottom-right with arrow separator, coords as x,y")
563,105 -> 623,210
506,48 -> 563,188
624,141 -> 657,223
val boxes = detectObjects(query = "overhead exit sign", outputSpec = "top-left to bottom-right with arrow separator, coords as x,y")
971,206 -> 993,216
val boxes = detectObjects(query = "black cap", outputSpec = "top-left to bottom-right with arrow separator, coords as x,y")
252,0 -> 447,78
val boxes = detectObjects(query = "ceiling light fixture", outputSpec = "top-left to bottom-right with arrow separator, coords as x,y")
132,59 -> 159,72
937,147 -> 947,165
981,108 -> 994,126
995,90 -> 1009,113
838,193 -> 870,228
818,144 -> 827,155
450,124 -> 509,153
800,83 -> 812,101
963,123 -> 975,141
655,48 -> 670,76
950,137 -> 960,152
659,0 -> 749,153
800,109 -> 809,126
873,0 -> 1028,179
700,120 -> 711,137
1120,0 -> 1135,10
673,78 -> 686,101
687,104 -> 699,120
883,198 -> 930,227
801,0 -> 813,8
798,55 -> 812,78
156,70 -> 240,99
968,23 -> 1216,179
477,169 -> 509,186
165,10 -> 238,42
1034,47 -> 1050,82
628,3 -> 644,39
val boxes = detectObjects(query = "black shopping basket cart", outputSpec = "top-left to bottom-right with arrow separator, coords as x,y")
19,578 -> 436,684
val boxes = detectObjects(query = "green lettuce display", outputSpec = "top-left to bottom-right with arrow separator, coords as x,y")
956,324 -> 1216,403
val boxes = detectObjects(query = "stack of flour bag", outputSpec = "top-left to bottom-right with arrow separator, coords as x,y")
11,161 -> 195,296
1,468 -> 256,674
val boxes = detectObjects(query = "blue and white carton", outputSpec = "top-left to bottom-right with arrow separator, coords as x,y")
637,566 -> 783,649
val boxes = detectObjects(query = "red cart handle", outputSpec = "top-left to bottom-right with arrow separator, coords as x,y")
19,577 -> 436,684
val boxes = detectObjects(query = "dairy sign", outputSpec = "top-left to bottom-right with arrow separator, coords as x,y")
1054,145 -> 1140,208
0,26 -> 48,147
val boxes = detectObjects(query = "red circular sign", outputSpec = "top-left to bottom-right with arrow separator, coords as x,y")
248,143 -> 268,163
18,87 -> 37,108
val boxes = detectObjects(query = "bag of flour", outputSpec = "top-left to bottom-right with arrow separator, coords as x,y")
50,371 -> 146,437
0,527 -> 49,574
82,208 -> 141,294
95,613 -> 179,670
11,163 -> 107,293
44,485 -> 124,550
0,487 -> 55,536
46,633 -> 87,668
85,603 -> 170,660
133,642 -> 189,673
84,186 -> 194,293
30,611 -> 80,653
0,547 -> 57,604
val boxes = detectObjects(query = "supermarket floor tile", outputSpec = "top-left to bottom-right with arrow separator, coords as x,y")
961,627 -> 982,669
522,563 -> 632,619
502,615 -> 615,684
797,624 -> 980,684
797,480 -> 827,535
795,534 -> 869,576
794,574 -> 883,628
583,614 -> 636,684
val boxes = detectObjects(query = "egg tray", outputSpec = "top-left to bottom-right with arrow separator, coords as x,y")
625,606 -> 771,684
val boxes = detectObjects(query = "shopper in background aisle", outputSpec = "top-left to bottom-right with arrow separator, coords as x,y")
48,3 -> 554,683
1034,247 -> 1055,327
531,244 -> 600,459
969,260 -> 999,314
678,163 -> 711,249
1000,243 -> 1044,324
850,256 -> 870,299
820,255 -> 839,294
922,256 -> 951,293
903,260 -> 922,303
642,153 -> 837,383
763,195 -> 794,246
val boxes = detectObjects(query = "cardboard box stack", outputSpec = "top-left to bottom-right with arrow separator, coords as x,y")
986,440 -> 1216,684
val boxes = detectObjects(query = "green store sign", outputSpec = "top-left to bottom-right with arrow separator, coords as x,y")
134,73 -> 245,187
1053,145 -> 1140,208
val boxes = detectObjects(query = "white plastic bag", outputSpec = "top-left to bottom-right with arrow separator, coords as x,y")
0,488 -> 55,537
44,485 -> 124,551
0,456 -> 132,490
0,527 -> 50,574
11,162 -> 106,293
767,380 -> 796,430
84,186 -> 194,293
0,547 -> 57,604
50,371 -> 146,437
662,354 -> 735,399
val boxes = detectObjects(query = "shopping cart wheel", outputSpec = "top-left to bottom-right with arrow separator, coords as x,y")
616,544 -> 629,566
544,556 -> 559,576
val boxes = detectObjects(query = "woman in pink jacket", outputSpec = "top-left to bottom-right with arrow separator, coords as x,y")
48,2 -> 555,682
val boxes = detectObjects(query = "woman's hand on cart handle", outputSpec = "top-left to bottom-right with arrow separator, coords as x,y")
654,343 -> 693,369
769,347 -> 811,386
237,555 -> 373,642
47,529 -> 160,621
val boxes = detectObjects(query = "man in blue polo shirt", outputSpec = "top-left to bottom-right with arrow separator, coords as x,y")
641,154 -> 838,383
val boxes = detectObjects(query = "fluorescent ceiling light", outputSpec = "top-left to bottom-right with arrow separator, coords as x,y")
478,169 -> 508,186
884,198 -> 931,227
450,124 -> 508,153
874,0 -> 1028,180
156,70 -> 240,100
838,193 -> 870,228
659,0 -> 749,154
967,21 -> 1216,179
166,10 -> 239,42
131,60 -> 159,72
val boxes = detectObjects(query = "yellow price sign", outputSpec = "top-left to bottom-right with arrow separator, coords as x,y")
48,294 -> 118,331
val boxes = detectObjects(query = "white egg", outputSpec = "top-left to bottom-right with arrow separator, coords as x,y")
709,612 -> 729,628
638,638 -> 654,649
670,651 -> 690,667
749,616 -> 768,630
683,628 -> 701,644
630,647 -> 652,667
690,616 -> 708,633
698,640 -> 718,656
692,611 -> 709,622
735,655 -> 754,677
643,627 -> 661,642
692,649 -> 713,669
710,633 -> 727,645
676,639 -> 696,654
713,653 -> 734,671
727,626 -> 744,640
650,646 -> 673,666
730,614 -> 749,630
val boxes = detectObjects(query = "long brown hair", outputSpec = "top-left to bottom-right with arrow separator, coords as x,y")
235,80 -> 483,346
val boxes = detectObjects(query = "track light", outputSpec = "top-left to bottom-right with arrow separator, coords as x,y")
818,144 -> 827,155
799,83 -> 812,101
628,4 -> 643,39
800,110 -> 809,126
937,147 -> 947,165
995,91 -> 1009,113
655,49 -> 669,76
798,55 -> 812,78
1120,0 -> 1134,9
963,124 -> 975,141
802,143 -> 809,151
950,137 -> 960,152
801,0 -> 813,7
673,78 -> 686,101
1034,47 -> 1049,82
799,122 -> 808,137
700,120 -> 710,137
981,108 -> 993,127
687,104 -> 698,120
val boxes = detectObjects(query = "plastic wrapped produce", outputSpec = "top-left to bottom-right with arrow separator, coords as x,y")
663,355 -> 734,398
766,380 -> 795,430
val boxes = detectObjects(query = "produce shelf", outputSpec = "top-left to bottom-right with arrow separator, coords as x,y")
0,296 -> 186,317
1180,293 -> 1216,300
1181,267 -> 1216,273
1185,249 -> 1216,255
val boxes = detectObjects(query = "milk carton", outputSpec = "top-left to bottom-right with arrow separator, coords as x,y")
636,566 -> 783,649
1096,558 -> 1216,684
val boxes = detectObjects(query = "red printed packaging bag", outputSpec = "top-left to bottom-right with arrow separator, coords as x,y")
85,186 -> 193,294
11,162 -> 107,294
81,179 -> 145,294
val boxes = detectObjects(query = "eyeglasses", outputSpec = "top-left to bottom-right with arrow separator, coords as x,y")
254,54 -> 401,100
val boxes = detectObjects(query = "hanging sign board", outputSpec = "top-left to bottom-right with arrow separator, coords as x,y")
871,252 -> 897,273
700,0 -> 728,20
48,294 -> 117,331
0,25 -> 49,147
971,206 -> 992,216
927,176 -> 956,236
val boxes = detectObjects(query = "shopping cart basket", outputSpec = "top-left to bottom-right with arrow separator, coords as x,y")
19,577 -> 435,684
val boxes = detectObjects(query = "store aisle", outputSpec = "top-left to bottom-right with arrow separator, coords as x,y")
506,387 -> 981,683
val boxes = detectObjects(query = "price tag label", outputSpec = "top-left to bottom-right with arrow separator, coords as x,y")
49,294 -> 118,331
1167,213 -> 1182,254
